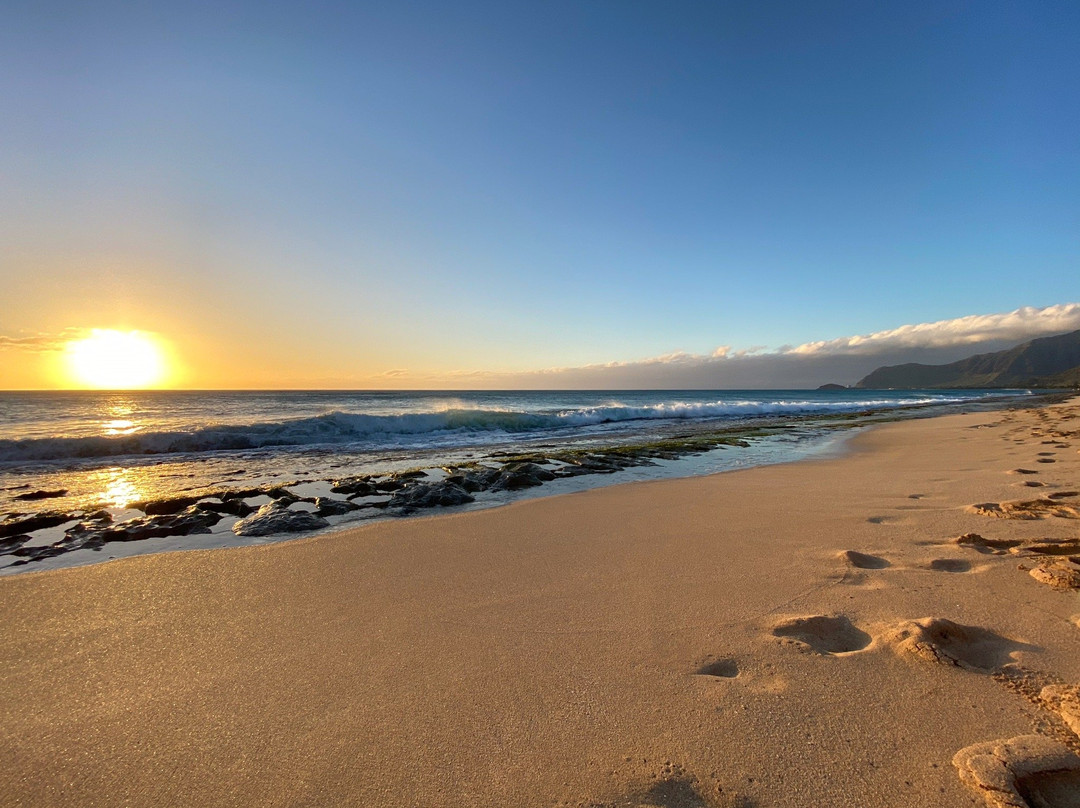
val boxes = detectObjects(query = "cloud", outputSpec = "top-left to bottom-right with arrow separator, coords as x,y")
0,329 -> 85,353
377,368 -> 409,378
789,303 -> 1080,356
428,302 -> 1080,389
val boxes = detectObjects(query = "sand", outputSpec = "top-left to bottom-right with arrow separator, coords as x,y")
3,399 -> 1080,808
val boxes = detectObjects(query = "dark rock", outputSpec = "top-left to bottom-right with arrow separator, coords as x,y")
372,470 -> 429,493
13,489 -> 68,501
0,512 -> 73,539
641,451 -> 676,460
10,545 -> 67,564
490,453 -> 551,464
330,476 -> 376,496
195,498 -> 253,517
552,464 -> 596,478
558,456 -> 620,474
137,495 -> 205,516
491,462 -> 556,491
444,467 -> 501,492
373,478 -> 407,493
606,453 -> 659,466
232,504 -> 330,537
66,506 -> 223,549
314,497 -> 360,517
221,488 -> 265,501
0,535 -> 31,555
388,482 -> 475,511
264,486 -> 296,500
502,462 -> 556,478
60,512 -> 117,551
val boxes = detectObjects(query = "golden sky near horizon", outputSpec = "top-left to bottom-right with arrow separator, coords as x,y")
4,301 -> 1080,391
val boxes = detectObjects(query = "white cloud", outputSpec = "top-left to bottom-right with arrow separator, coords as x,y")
429,302 -> 1080,389
788,303 -> 1080,356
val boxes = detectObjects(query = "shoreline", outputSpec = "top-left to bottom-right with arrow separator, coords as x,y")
2,398 -> 1079,806
0,391 -> 1056,576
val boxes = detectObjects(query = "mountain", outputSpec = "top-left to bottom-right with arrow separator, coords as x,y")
854,329 -> 1080,389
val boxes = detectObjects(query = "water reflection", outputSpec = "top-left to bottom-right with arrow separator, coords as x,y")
93,467 -> 143,509
103,420 -> 137,435
100,396 -> 142,437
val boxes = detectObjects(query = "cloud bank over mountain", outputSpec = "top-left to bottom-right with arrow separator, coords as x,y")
444,303 -> 1080,389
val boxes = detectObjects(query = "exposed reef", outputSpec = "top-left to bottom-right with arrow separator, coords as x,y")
1,427 -> 773,569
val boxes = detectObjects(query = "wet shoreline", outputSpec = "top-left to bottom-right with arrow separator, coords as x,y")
1,392 -> 1061,574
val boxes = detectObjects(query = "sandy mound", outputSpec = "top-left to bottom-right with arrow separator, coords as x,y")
1029,560 -> 1080,591
1040,685 -> 1080,738
952,734 -> 1080,808
883,618 -> 1028,673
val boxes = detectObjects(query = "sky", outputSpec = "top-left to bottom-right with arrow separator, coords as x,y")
1,1 -> 1077,390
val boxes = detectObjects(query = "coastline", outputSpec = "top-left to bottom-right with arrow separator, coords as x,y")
0,390 -> 1052,576
2,397 -> 1079,806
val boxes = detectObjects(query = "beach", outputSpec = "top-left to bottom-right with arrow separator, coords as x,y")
2,398 -> 1079,807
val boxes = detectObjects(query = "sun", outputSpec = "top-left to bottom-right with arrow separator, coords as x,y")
64,330 -> 170,389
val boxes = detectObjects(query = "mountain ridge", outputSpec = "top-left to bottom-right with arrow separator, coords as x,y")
853,329 -> 1080,389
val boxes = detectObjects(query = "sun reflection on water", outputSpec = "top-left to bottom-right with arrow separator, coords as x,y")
93,467 -> 143,509
99,396 -> 142,436
103,419 -> 137,435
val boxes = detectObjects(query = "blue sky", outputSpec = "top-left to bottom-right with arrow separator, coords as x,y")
1,1 -> 1078,388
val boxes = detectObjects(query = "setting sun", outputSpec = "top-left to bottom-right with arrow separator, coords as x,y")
63,329 -> 170,389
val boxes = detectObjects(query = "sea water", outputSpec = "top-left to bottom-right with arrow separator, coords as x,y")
0,388 -> 1032,572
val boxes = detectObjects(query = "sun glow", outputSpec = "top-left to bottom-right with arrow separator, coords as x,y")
64,330 -> 170,389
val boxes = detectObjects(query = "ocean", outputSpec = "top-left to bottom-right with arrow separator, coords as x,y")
0,388 -> 1034,573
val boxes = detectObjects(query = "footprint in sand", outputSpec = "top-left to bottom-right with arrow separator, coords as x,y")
1020,481 -> 1046,487
955,533 -> 1024,554
866,515 -> 896,525
927,558 -> 972,573
1010,468 -> 1040,475
968,499 -> 1080,520
841,550 -> 890,569
771,615 -> 871,655
953,534 -> 1080,590
882,617 -> 1036,674
956,533 -> 1080,557
574,760 -> 739,808
694,657 -> 739,679
1037,452 -> 1058,457
953,735 -> 1080,808
1037,458 -> 1057,463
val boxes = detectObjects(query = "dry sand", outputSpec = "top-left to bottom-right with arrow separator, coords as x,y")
3,399 -> 1080,807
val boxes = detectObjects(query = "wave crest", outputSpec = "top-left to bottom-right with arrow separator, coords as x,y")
0,395 -> 995,462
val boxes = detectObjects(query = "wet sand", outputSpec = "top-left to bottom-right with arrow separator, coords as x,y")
2,399 -> 1080,807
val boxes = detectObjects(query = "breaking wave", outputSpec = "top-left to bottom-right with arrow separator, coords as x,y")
0,394 -> 1000,462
